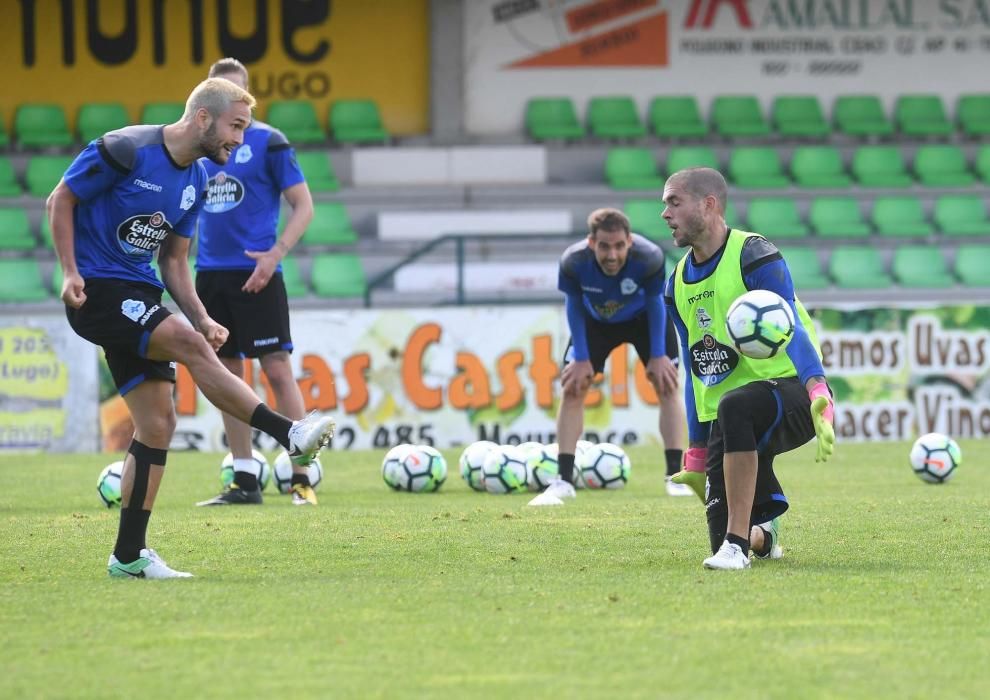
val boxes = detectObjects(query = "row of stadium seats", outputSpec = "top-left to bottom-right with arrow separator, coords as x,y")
606,144 -> 990,190
527,93 -> 990,140
0,100 -> 388,149
626,195 -> 990,241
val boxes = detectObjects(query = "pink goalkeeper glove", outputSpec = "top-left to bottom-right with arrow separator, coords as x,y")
808,382 -> 835,463
809,382 -> 834,423
683,447 -> 707,473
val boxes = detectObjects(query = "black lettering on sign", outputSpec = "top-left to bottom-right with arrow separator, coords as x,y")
87,0 -> 138,65
283,0 -> 330,62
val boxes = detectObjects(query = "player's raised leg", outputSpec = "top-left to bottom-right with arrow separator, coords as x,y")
262,351 -> 318,506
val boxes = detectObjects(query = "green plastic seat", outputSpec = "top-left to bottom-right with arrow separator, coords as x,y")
872,196 -> 934,237
772,96 -> 829,137
790,146 -> 850,188
279,255 -> 308,298
604,148 -> 664,189
828,246 -> 893,289
40,216 -> 54,248
711,96 -> 770,137
267,100 -> 326,144
140,102 -> 185,124
955,244 -> 990,286
934,195 -> 990,236
525,98 -> 584,140
809,197 -> 871,238
311,253 -> 366,298
746,198 -> 809,238
0,208 -> 35,250
587,97 -> 647,138
833,95 -> 894,137
78,103 -> 129,143
0,259 -> 49,302
301,203 -> 358,246
330,99 -> 388,144
892,245 -> 955,288
0,112 -> 8,147
728,147 -> 789,188
976,145 -> 990,184
15,104 -> 73,147
648,96 -> 707,138
294,152 -> 339,192
913,145 -> 975,187
895,94 -> 952,136
724,200 -> 740,229
778,246 -> 829,290
51,264 -> 63,296
666,146 -> 719,174
852,146 -> 913,187
957,94 -> 990,136
26,156 -> 74,198
624,199 -> 667,242
0,157 -> 22,197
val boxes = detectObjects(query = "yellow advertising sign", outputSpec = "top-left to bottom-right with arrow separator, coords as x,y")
0,327 -> 68,448
0,0 -> 428,135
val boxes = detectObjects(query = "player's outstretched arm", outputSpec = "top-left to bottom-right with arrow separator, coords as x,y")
46,181 -> 86,308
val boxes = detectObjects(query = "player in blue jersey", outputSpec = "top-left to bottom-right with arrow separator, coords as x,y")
193,58 -> 320,507
661,168 -> 835,570
47,78 -> 335,579
528,207 -> 688,507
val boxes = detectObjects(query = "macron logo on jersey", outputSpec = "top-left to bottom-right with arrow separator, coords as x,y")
133,178 -> 162,192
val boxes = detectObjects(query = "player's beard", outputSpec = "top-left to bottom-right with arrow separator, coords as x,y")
200,123 -> 228,164
673,209 -> 706,248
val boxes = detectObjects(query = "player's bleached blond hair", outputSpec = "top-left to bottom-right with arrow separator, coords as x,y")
587,207 -> 631,237
183,77 -> 255,122
667,167 -> 728,214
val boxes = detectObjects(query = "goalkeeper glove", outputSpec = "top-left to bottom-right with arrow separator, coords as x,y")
809,382 -> 835,463
671,447 -> 707,503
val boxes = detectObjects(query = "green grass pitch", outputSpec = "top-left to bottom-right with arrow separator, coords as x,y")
1,440 -> 988,699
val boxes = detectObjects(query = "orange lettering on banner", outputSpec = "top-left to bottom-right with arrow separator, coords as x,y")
610,346 -> 629,407
566,0 -> 657,32
403,323 -> 443,410
496,350 -> 524,411
449,353 -> 491,409
509,12 -> 668,68
175,364 -> 196,415
342,354 -> 370,413
529,334 -> 558,409
634,361 -> 659,406
298,354 -> 337,411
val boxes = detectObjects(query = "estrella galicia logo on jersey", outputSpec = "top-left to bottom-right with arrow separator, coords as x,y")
116,211 -> 173,256
689,333 -> 739,386
204,171 -> 245,214
235,144 -> 253,164
121,299 -> 146,322
593,300 -> 625,319
180,185 -> 196,211
696,306 -> 713,329
620,278 -> 638,295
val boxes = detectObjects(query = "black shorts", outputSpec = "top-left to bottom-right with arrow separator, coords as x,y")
704,376 -> 817,524
65,278 -> 175,395
564,312 -> 679,373
196,269 -> 293,359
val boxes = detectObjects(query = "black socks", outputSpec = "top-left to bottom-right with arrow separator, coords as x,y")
249,404 -> 292,449
727,532 -> 750,557
558,453 -> 575,484
113,440 -> 167,564
664,449 -> 683,477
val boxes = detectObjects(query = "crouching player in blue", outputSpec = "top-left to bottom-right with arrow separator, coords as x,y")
662,168 -> 835,570
529,207 -> 689,507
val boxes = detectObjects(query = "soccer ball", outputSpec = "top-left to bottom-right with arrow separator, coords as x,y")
909,432 -> 961,484
272,451 -> 323,494
578,442 -> 631,489
482,445 -> 528,494
459,440 -> 497,492
726,289 -> 795,359
220,450 -> 272,492
97,461 -> 124,507
383,444 -> 447,492
526,443 -> 560,491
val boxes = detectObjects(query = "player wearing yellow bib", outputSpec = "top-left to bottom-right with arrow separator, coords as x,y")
661,168 -> 835,570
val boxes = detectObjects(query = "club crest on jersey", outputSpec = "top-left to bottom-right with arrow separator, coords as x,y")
696,306 -> 713,329
235,144 -> 253,164
620,278 -> 638,295
204,171 -> 245,214
180,185 -> 196,211
116,211 -> 173,256
121,299 -> 146,322
593,300 -> 624,319
689,333 -> 739,386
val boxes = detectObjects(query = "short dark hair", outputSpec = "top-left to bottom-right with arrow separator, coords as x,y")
208,57 -> 248,82
668,167 -> 728,214
587,207 -> 631,237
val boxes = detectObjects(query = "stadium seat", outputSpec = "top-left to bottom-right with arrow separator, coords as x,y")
871,196 -> 934,237
310,253 -> 366,297
724,200 -> 740,229
954,244 -> 990,286
828,246 -> 893,289
26,156 -> 73,198
0,157 -> 22,197
833,95 -> 894,137
913,145 -> 975,186
957,94 -> 990,136
40,216 -> 54,248
77,103 -> 129,143
851,146 -> 913,187
294,152 -> 339,192
525,98 -> 584,140
15,104 -> 73,147
329,99 -> 389,144
809,197 -> 871,238
772,95 -> 829,137
778,246 -> 829,290
934,195 -> 990,236
790,146 -> 851,188
0,259 -> 48,302
0,208 -> 34,250
0,113 -> 8,147
50,264 -> 63,296
745,198 -> 809,238
728,147 -> 789,188
892,245 -> 955,288
666,146 -> 719,173
301,203 -> 358,246
624,199 -> 667,242
976,145 -> 990,183
895,94 -> 952,136
587,96 -> 647,138
267,100 -> 326,144
279,255 -> 308,297
140,102 -> 184,124
604,148 -> 664,189
648,96 -> 707,138
711,95 -> 770,137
